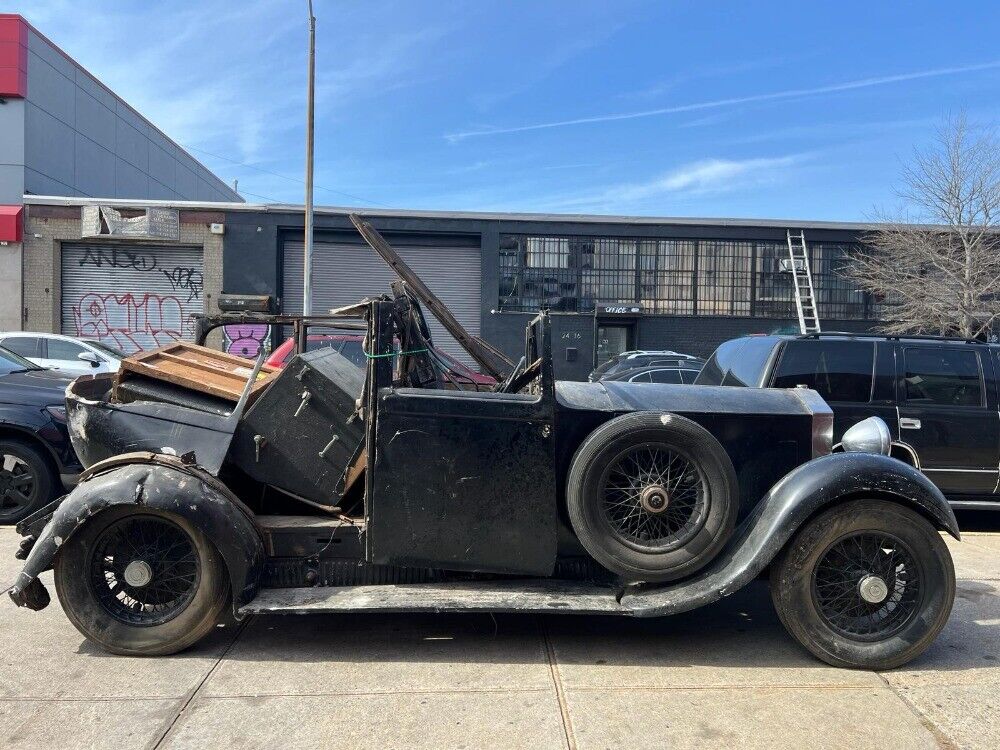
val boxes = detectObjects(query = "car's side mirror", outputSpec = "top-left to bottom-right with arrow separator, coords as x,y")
77,351 -> 101,367
841,417 -> 891,456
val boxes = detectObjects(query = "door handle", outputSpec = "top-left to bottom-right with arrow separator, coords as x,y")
900,418 -> 922,430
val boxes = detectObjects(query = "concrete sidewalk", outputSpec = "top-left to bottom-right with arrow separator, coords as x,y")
1,528 -> 997,749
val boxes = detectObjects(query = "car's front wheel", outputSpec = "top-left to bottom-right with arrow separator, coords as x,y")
0,439 -> 56,524
770,498 -> 955,669
54,506 -> 230,655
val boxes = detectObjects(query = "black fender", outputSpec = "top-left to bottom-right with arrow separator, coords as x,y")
7,453 -> 264,616
621,452 -> 959,617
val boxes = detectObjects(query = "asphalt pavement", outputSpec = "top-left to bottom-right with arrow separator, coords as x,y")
1,524 -> 998,749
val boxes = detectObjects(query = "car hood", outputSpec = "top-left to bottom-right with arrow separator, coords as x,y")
555,379 -> 828,416
0,368 -> 75,407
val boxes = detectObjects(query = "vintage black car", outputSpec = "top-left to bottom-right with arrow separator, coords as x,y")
7,220 -> 958,671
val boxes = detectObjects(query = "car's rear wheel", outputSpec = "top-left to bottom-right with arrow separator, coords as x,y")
770,498 -> 955,669
0,439 -> 55,524
54,506 -> 229,655
567,412 -> 738,582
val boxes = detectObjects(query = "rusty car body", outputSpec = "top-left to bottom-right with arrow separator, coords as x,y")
7,217 -> 958,670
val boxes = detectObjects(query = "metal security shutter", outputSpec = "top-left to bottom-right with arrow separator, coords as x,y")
283,239 -> 482,365
60,243 -> 205,354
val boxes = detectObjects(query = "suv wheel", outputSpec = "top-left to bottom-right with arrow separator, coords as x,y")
0,439 -> 56,524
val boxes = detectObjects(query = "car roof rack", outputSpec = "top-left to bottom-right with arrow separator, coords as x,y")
795,331 -> 988,345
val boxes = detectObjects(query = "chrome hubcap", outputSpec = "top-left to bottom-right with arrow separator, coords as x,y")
858,574 -> 889,604
123,560 -> 153,588
639,484 -> 670,514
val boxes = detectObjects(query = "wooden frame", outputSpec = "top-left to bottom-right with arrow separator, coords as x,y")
114,342 -> 278,403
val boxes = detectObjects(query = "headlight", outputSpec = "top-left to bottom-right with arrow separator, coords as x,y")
841,417 -> 891,456
45,405 -> 67,423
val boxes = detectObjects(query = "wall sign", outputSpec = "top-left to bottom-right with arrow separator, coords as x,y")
597,304 -> 642,316
82,205 -> 180,241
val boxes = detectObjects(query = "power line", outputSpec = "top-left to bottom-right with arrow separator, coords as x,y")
184,144 -> 391,208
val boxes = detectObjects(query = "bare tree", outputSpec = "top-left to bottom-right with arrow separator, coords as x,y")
848,114 -> 1000,338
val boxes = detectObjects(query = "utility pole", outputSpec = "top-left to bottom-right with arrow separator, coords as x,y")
303,0 -> 316,315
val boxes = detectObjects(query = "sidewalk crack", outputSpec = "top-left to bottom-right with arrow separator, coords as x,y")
147,616 -> 251,750
540,617 -> 577,750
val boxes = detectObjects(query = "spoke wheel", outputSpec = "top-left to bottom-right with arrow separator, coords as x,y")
600,443 -> 708,552
811,532 -> 921,642
770,498 -> 955,670
567,412 -> 738,582
88,515 -> 200,626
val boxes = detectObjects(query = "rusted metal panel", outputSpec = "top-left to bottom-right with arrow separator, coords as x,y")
240,580 -> 624,615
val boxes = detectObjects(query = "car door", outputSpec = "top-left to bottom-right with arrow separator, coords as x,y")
43,338 -> 100,375
897,345 -> 999,494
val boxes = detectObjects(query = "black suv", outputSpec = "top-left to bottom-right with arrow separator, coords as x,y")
696,332 -> 1000,509
0,346 -> 81,523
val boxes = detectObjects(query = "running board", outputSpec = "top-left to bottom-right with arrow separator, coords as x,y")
241,580 -> 627,616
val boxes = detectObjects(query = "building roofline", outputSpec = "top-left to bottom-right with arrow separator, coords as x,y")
1,13 -> 242,202
22,194 -> 891,231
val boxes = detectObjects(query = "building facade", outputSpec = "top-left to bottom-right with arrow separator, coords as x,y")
19,197 -> 882,380
0,13 -> 242,330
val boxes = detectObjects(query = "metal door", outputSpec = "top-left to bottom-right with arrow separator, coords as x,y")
283,238 -> 481,366
60,244 -> 205,354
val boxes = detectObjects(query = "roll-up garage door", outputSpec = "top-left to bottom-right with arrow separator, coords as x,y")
60,243 -> 205,354
283,238 -> 482,366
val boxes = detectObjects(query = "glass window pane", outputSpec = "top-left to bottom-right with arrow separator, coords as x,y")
47,339 -> 87,360
903,347 -> 982,406
629,371 -> 652,382
772,340 -> 875,402
1,337 -> 41,358
647,369 -> 682,383
596,325 -> 630,366
697,241 -> 751,316
695,338 -> 747,385
723,336 -> 780,387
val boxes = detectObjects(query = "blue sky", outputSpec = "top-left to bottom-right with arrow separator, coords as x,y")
6,0 -> 1000,220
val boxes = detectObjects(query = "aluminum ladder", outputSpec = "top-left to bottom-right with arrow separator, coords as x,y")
786,229 -> 821,334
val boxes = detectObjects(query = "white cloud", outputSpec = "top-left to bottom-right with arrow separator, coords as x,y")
533,154 -> 807,213
445,60 -> 1000,141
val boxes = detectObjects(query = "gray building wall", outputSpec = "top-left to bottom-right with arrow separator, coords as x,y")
1,16 -> 242,204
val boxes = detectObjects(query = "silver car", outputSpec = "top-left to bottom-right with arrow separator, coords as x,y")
0,332 -> 124,375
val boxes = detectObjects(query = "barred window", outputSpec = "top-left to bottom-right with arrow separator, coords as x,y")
697,241 -> 752,317
497,234 -> 874,320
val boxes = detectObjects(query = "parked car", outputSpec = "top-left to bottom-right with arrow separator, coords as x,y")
0,332 -> 124,375
695,332 -> 1000,509
266,332 -> 496,389
10,286 -> 958,670
0,346 -> 81,523
601,364 -> 701,384
589,350 -> 705,382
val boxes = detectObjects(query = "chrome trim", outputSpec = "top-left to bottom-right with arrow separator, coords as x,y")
890,441 -> 921,469
921,468 -> 999,474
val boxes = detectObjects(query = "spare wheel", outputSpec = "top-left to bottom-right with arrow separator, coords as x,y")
567,411 -> 738,582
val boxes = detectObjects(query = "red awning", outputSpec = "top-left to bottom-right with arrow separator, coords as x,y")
0,205 -> 23,243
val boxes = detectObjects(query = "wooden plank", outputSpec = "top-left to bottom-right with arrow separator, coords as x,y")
115,341 -> 278,403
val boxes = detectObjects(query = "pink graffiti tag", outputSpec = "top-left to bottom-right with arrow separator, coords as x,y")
71,292 -> 189,354
223,324 -> 269,358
